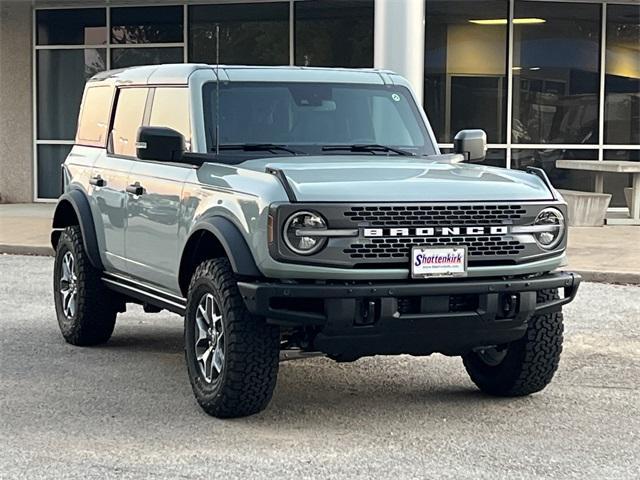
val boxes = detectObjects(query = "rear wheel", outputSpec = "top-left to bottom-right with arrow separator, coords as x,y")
53,225 -> 118,346
184,258 -> 280,418
462,289 -> 564,396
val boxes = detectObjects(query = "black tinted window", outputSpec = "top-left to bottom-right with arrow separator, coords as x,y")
37,49 -> 106,140
605,4 -> 640,145
424,0 -> 508,144
111,6 -> 184,44
36,8 -> 106,45
295,0 -> 374,68
189,3 -> 289,65
512,1 -> 601,144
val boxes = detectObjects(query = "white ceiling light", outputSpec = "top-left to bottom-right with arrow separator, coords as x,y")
469,18 -> 546,25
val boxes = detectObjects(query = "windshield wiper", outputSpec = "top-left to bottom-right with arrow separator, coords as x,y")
321,144 -> 414,156
217,144 -> 303,155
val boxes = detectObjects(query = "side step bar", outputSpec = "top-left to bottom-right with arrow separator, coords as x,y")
102,273 -> 187,315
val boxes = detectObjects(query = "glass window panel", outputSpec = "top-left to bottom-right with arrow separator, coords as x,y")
604,150 -> 640,208
111,88 -> 149,157
37,49 -> 106,140
111,6 -> 184,44
111,47 -> 183,69
202,82 -> 436,155
188,3 -> 289,65
511,149 -> 598,193
36,8 -> 106,46
604,4 -> 640,145
37,144 -> 72,199
149,88 -> 192,150
424,0 -> 508,144
76,86 -> 114,147
512,1 -> 600,145
295,0 -> 374,68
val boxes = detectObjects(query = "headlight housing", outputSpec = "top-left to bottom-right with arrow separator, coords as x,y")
283,211 -> 328,255
533,207 -> 565,249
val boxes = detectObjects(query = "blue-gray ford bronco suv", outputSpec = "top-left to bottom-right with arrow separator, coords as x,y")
51,64 -> 581,418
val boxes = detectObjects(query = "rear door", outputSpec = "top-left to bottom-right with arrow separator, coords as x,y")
90,87 -> 149,272
124,87 -> 193,290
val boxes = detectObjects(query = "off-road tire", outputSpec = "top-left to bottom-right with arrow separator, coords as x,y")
184,258 -> 280,418
53,225 -> 117,346
462,288 -> 563,396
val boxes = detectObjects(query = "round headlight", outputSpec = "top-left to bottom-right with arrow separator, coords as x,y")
283,211 -> 328,255
534,208 -> 565,249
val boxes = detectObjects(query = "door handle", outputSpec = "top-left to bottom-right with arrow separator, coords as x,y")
89,175 -> 106,187
126,182 -> 145,196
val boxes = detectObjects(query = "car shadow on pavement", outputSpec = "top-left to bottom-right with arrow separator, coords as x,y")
94,326 -> 531,425
100,325 -> 184,354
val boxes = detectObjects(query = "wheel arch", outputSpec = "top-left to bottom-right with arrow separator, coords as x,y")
51,190 -> 104,270
178,216 -> 261,296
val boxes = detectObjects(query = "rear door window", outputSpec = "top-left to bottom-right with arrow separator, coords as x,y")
110,87 -> 149,157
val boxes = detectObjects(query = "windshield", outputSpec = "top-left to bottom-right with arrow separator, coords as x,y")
202,82 -> 436,156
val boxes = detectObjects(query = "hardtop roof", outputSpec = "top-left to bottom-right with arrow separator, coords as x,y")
88,63 -> 401,87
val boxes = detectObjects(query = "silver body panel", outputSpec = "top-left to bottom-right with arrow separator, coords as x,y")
63,64 -> 568,296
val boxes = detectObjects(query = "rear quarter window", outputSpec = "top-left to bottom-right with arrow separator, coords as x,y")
76,86 -> 114,148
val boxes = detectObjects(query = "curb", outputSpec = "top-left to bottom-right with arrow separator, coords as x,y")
0,244 -> 54,257
1,245 -> 638,286
567,269 -> 640,286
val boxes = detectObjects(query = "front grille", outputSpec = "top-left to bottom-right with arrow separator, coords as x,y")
344,204 -> 527,226
344,235 -> 525,261
271,202 -> 559,269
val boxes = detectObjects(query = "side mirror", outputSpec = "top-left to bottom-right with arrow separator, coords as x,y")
136,126 -> 185,162
454,129 -> 487,162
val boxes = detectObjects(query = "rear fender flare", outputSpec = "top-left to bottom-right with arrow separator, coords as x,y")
51,189 -> 104,270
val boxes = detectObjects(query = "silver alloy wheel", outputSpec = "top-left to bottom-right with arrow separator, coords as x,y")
59,251 -> 78,319
477,346 -> 508,367
194,293 -> 225,383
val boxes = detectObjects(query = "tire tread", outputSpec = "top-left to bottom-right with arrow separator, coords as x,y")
186,258 -> 279,418
54,225 -> 117,346
463,288 -> 563,396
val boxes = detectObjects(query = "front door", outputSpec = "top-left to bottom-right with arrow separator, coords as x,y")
125,162 -> 190,290
124,86 -> 193,291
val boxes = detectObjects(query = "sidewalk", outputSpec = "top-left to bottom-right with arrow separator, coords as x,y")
1,203 -> 638,284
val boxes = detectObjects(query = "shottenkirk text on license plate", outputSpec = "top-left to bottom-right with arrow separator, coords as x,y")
411,246 -> 468,278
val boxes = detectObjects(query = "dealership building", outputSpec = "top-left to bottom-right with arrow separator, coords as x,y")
0,0 -> 638,206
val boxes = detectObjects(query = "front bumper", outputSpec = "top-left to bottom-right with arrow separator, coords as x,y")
238,271 -> 581,358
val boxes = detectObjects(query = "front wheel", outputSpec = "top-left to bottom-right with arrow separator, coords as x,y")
462,289 -> 564,396
184,258 -> 280,418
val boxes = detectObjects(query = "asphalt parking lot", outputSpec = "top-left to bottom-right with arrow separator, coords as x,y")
1,254 -> 639,479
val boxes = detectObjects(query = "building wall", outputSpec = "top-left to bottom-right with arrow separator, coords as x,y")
0,1 -> 33,203
0,0 -> 637,204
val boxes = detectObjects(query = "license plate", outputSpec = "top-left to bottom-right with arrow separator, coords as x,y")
411,246 -> 468,279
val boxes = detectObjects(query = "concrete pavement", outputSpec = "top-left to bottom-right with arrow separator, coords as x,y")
0,254 -> 639,479
0,203 -> 54,255
0,202 -> 638,284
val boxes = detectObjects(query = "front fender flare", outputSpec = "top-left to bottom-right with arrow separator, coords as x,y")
51,189 -> 104,270
188,216 -> 261,277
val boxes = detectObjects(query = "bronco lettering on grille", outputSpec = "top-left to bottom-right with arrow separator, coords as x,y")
363,226 -> 509,237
